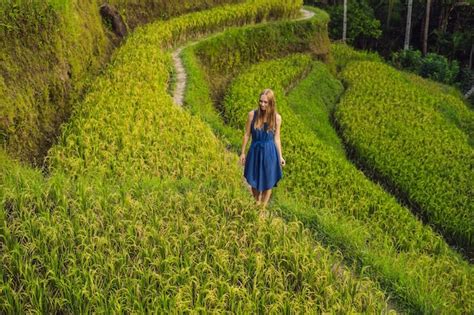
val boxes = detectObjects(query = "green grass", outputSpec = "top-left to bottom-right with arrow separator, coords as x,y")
287,61 -> 345,155
335,60 -> 474,249
218,55 -> 473,313
182,5 -> 330,152
192,6 -> 330,102
1,2 -> 395,312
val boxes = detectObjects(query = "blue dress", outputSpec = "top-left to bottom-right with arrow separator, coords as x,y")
244,110 -> 282,192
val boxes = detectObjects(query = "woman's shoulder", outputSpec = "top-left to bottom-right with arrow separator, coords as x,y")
248,109 -> 257,118
276,113 -> 282,123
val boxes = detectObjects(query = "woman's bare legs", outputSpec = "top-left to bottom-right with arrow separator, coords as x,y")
261,189 -> 272,208
251,187 -> 261,204
251,188 -> 272,218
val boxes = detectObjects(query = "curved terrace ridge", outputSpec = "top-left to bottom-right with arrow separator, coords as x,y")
172,8 -> 315,106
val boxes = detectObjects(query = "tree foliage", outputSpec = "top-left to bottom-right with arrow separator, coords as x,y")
325,0 -> 382,48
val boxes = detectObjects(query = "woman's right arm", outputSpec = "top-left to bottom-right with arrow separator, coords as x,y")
240,111 -> 253,165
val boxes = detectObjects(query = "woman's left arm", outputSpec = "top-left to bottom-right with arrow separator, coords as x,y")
274,115 -> 286,166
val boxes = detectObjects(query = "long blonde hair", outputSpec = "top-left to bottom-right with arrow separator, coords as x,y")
255,88 -> 277,131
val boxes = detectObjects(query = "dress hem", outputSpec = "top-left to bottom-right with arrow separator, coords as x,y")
244,176 -> 282,192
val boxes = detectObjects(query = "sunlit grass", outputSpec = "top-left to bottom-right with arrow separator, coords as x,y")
217,53 -> 474,313
336,60 -> 474,249
1,1 -> 394,312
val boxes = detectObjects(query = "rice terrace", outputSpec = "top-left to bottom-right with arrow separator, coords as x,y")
1,0 -> 473,313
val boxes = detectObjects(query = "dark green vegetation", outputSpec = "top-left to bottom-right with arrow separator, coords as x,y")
324,0 -> 382,47
305,0 -> 473,102
391,49 -> 461,85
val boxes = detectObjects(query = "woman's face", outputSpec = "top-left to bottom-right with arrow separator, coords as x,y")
259,94 -> 269,111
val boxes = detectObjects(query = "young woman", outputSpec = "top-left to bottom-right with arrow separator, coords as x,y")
240,88 -> 285,208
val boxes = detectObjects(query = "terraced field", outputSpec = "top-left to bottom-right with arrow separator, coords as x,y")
335,60 -> 473,251
1,1 -> 473,313
182,16 -> 473,313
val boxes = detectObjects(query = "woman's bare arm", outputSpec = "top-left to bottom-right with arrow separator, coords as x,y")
274,114 -> 285,166
240,111 -> 253,165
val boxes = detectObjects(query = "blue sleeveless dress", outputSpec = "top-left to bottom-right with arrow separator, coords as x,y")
244,110 -> 282,192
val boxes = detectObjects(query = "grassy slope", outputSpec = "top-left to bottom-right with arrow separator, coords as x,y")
287,61 -> 345,155
0,0 -> 245,164
192,6 -> 330,102
1,2 -> 393,313
219,56 -> 473,313
182,6 -> 330,152
335,60 -> 474,249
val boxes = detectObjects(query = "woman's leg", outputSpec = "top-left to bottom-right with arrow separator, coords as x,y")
251,187 -> 261,203
261,189 -> 272,207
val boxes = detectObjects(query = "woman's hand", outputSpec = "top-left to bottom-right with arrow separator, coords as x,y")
240,153 -> 246,166
280,157 -> 286,167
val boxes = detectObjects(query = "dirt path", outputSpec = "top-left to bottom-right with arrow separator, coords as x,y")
172,47 -> 186,106
171,8 -> 315,106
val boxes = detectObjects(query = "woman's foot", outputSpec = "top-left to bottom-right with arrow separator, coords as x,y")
258,203 -> 269,219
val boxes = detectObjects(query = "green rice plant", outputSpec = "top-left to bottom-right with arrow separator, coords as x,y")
1,2 -> 394,312
192,6 -> 330,101
287,61 -> 345,155
0,0 -> 300,164
149,0 -> 303,49
330,42 -> 382,74
220,55 -> 474,313
181,6 -> 330,152
404,72 -> 473,144
1,112 -> 392,312
335,61 -> 474,250
46,0 -> 303,179
222,55 -> 313,129
108,0 -> 244,27
180,46 -> 243,151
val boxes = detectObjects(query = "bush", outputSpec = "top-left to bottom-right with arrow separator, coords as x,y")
390,49 -> 423,72
420,53 -> 459,84
391,49 -> 460,85
458,67 -> 474,94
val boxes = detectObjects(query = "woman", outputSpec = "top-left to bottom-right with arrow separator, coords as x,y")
240,88 -> 285,208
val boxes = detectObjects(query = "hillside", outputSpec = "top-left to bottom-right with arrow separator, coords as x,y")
1,1 -> 473,313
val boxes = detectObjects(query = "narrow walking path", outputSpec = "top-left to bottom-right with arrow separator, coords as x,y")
172,47 -> 186,106
171,8 -> 315,106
